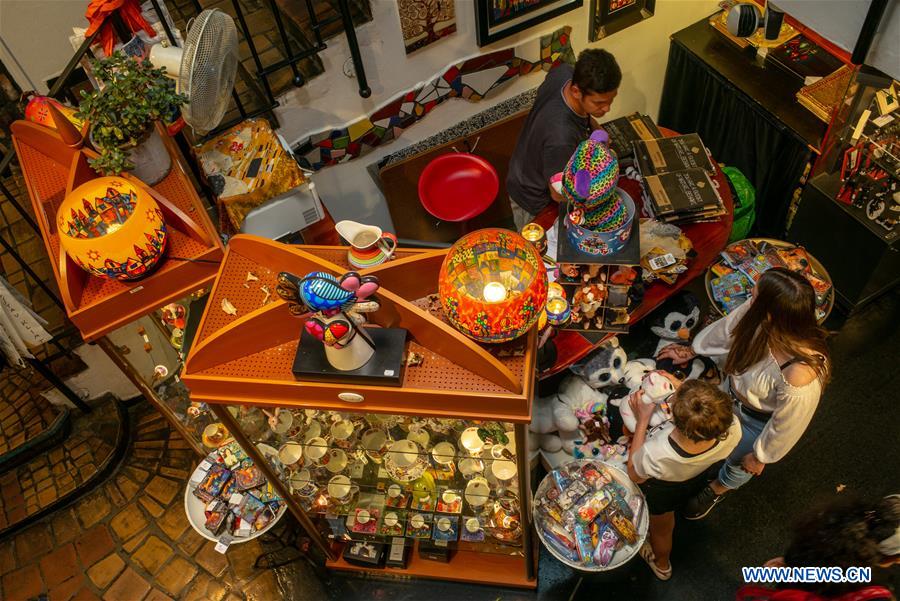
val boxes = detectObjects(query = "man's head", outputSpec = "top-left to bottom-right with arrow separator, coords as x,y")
570,49 -> 622,118
670,380 -> 733,442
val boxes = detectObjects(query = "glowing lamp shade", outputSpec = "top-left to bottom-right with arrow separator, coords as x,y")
57,176 -> 168,281
438,228 -> 548,344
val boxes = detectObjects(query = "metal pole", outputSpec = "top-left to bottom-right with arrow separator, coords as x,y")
337,0 -> 370,98
0,179 -> 41,235
266,0 -> 304,87
96,335 -> 205,457
229,0 -> 278,106
515,422 -> 537,582
210,403 -> 336,561
25,357 -> 91,414
0,232 -> 66,312
851,0 -> 889,65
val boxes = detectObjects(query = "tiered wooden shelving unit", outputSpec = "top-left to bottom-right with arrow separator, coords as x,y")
182,235 -> 539,588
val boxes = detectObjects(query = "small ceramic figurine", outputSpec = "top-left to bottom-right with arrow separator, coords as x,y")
276,270 -> 381,371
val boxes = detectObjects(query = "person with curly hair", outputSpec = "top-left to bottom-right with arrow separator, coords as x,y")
737,495 -> 900,600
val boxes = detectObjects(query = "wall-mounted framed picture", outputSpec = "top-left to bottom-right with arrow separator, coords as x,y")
588,0 -> 655,42
475,0 -> 583,46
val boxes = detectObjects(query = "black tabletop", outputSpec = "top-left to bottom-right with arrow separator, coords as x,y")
671,18 -> 829,150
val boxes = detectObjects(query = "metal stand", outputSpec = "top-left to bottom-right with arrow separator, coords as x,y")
25,357 -> 91,414
96,336 -> 205,457
209,403 -> 336,561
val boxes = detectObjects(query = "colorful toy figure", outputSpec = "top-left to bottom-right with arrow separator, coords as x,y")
276,270 -> 381,371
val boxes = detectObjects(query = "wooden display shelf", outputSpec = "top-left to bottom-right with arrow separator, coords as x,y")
326,541 -> 535,589
182,235 -> 537,422
10,120 -> 224,341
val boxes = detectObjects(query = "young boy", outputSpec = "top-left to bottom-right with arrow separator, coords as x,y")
627,379 -> 741,580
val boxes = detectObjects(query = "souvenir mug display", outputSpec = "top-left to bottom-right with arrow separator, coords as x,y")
227,405 -> 524,551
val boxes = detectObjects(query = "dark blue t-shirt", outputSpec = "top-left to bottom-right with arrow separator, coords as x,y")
506,65 -> 591,215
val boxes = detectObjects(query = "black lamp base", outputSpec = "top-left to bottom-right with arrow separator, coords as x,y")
293,327 -> 407,386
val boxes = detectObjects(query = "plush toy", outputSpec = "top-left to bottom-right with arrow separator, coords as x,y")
650,291 -> 719,383
616,370 -> 677,433
528,374 -> 607,457
569,338 -> 627,390
622,357 -> 656,390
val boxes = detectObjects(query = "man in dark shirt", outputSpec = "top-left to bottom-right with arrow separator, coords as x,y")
506,49 -> 622,230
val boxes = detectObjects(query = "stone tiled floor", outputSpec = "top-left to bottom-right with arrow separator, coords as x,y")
0,395 -> 122,535
0,405 -> 283,601
0,368 -> 62,456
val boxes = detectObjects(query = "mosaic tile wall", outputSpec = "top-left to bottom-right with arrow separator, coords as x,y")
295,26 -> 576,170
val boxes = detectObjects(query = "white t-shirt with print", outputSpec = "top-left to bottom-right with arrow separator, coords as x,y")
632,415 -> 741,482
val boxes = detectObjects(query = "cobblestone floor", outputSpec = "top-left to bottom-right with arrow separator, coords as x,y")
0,396 -> 121,535
0,368 -> 62,457
0,405 -> 283,601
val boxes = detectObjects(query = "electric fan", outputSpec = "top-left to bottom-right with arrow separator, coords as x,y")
150,9 -> 239,135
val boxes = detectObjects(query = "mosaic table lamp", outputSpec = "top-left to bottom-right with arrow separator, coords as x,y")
438,228 -> 548,344
57,176 -> 168,281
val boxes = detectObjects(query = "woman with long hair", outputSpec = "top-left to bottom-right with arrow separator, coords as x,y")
657,268 -> 831,519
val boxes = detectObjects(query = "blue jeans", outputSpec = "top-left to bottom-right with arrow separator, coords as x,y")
718,403 -> 769,490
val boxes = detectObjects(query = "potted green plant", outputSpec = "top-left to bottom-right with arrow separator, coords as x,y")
77,52 -> 187,185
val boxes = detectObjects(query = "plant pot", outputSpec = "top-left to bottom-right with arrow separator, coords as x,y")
90,124 -> 172,186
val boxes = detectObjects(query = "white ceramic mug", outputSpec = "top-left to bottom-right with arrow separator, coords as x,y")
305,436 -> 328,464
465,477 -> 490,507
278,441 -> 303,466
327,474 -> 358,504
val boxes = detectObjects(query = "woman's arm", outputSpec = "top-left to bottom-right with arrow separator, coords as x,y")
752,379 -> 821,464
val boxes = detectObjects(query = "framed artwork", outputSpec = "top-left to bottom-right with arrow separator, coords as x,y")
397,0 -> 457,54
475,0 -> 583,46
588,0 -> 655,42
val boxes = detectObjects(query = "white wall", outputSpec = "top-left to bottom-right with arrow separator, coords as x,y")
0,0 -> 88,92
275,0 -> 721,231
775,0 -> 900,79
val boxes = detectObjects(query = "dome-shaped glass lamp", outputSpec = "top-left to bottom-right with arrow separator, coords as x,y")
438,228 -> 548,344
57,176 -> 168,280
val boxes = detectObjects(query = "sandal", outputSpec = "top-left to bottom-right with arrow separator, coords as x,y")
639,542 -> 672,580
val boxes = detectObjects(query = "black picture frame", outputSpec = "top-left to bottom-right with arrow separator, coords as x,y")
475,0 -> 583,47
588,0 -> 655,42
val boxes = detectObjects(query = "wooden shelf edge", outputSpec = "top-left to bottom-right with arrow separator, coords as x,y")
326,542 -> 536,589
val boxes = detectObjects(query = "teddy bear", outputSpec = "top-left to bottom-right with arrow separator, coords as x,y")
528,374 -> 608,458
615,370 -> 678,433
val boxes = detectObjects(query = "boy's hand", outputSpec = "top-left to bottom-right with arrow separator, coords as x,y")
656,343 -> 696,366
628,391 -> 655,426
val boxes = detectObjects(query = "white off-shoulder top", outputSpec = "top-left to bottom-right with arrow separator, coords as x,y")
691,300 -> 822,464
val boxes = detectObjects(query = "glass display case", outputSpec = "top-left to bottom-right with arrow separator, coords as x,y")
207,406 -> 532,584
788,64 -> 900,308
181,236 -> 539,588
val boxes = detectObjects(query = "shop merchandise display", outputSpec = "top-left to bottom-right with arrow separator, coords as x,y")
556,264 -> 643,333
185,441 -> 287,542
335,220 -> 398,268
229,407 -> 525,559
439,228 -> 548,343
58,176 -> 168,280
639,220 -> 694,285
598,112 -> 662,161
534,460 -> 648,570
559,130 -> 636,256
706,239 -> 832,322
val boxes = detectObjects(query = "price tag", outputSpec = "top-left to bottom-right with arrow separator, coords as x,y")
214,536 -> 232,554
648,253 -> 676,270
229,493 -> 244,505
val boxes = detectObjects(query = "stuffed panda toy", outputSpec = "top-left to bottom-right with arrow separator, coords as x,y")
650,291 -> 719,383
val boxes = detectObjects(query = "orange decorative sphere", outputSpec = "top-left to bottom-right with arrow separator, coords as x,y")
439,228 -> 548,344
57,176 -> 167,281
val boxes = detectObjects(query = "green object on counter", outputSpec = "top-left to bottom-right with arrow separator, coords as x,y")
722,166 -> 756,242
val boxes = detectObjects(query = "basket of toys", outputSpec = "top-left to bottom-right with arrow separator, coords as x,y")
705,238 -> 834,324
533,459 -> 648,571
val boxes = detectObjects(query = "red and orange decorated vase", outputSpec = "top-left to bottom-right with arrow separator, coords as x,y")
57,176 -> 167,281
438,228 -> 548,344
24,95 -> 84,131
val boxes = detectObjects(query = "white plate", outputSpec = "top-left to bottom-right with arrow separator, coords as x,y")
184,444 -> 287,544
533,460 -> 649,572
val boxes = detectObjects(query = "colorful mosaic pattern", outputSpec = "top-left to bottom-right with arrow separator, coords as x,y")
295,26 -> 576,171
562,132 -> 626,232
58,177 -> 167,281
398,0 -> 456,54
438,229 -> 548,344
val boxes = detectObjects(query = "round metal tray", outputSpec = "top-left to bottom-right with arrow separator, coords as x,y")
533,460 -> 649,572
704,238 -> 834,324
